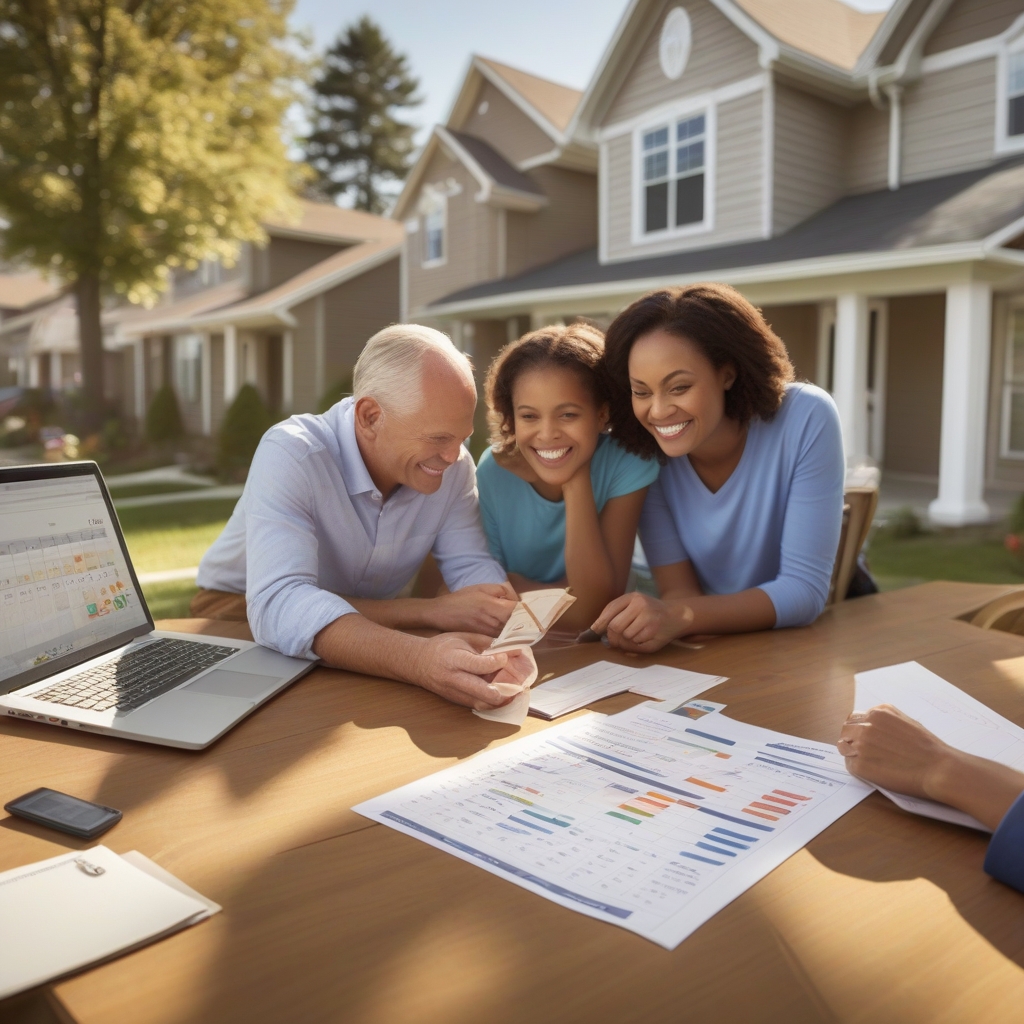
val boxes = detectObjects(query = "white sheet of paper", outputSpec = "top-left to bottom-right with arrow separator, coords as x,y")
473,645 -> 539,725
854,661 -> 1024,832
355,704 -> 871,949
0,845 -> 217,999
529,661 -> 637,719
629,665 -> 726,703
490,589 -> 575,650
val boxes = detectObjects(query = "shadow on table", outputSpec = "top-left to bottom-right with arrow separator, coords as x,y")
809,793 -> 1024,965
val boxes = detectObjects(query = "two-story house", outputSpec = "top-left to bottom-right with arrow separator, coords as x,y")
0,200 -> 402,436
399,0 -> 1024,527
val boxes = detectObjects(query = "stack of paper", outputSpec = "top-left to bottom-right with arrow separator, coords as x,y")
529,661 -> 639,719
629,665 -> 726,704
0,845 -> 220,999
854,661 -> 1024,831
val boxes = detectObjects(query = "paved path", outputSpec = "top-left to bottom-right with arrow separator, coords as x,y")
136,567 -> 199,584
113,485 -> 243,509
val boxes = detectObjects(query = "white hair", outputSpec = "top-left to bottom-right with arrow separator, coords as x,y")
352,324 -> 475,411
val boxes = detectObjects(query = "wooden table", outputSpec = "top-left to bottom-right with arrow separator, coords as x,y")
4,582 -> 1024,1024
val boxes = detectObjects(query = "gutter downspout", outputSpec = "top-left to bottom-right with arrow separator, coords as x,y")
868,71 -> 902,191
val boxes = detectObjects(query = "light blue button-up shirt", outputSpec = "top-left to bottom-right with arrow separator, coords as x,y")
196,397 -> 507,659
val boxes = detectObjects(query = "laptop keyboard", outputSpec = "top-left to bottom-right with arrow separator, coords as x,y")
31,638 -> 237,713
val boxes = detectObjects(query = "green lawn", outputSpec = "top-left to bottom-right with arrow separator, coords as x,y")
866,525 -> 1024,591
143,579 -> 200,619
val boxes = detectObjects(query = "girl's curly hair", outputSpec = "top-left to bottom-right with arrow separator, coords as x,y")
484,322 -> 609,456
603,283 -> 795,460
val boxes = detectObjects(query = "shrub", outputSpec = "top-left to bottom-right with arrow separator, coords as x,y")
1009,494 -> 1024,537
218,384 -> 273,479
145,385 -> 184,443
316,372 -> 353,413
882,506 -> 923,540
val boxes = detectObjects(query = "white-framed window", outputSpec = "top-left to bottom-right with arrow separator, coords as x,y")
420,189 -> 446,268
633,105 -> 713,244
1001,305 -> 1024,458
173,333 -> 203,404
996,28 -> 1024,154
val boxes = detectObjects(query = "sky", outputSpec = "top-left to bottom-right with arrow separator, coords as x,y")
290,0 -> 897,149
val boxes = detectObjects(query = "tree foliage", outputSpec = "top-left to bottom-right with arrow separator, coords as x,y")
0,0 -> 306,412
144,383 -> 183,444
305,16 -> 419,213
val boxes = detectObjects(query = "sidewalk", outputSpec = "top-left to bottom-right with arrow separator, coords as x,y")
878,477 -> 1017,525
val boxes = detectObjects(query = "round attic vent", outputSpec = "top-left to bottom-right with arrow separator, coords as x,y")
659,7 -> 692,80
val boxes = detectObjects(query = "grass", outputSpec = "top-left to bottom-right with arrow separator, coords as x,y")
108,481 -> 211,499
143,579 -> 200,620
116,497 -> 237,573
866,522 -> 1024,591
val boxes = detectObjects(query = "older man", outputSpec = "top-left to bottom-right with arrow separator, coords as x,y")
194,324 -> 520,710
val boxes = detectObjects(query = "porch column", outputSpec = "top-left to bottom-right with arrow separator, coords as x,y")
223,323 -> 238,405
28,356 -> 40,388
282,330 -> 294,413
928,282 -> 992,525
50,352 -> 62,391
832,293 -> 870,466
133,340 -> 145,420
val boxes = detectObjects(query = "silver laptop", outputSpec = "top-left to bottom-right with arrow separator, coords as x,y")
0,462 -> 312,749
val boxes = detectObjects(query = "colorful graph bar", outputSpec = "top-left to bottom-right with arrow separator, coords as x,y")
711,827 -> 759,843
742,808 -> 778,821
773,789 -> 811,801
750,801 -> 790,815
509,815 -> 553,834
696,841 -> 737,858
685,776 -> 727,792
679,851 -> 724,866
619,804 -> 654,818
607,811 -> 642,824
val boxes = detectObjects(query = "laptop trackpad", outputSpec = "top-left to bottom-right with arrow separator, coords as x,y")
184,670 -> 281,700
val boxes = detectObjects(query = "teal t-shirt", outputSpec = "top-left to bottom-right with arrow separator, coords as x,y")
476,434 -> 660,583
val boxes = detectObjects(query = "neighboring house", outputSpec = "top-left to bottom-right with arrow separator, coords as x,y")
0,201 -> 402,435
400,0 -> 1024,527
0,269 -> 61,387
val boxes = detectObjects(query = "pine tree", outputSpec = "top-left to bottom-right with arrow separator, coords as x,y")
0,0 -> 305,424
305,17 -> 420,213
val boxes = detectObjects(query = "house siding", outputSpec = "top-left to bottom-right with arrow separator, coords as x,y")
602,0 -> 761,128
883,293 -> 945,477
289,299 -> 319,414
772,83 -> 847,234
321,257 -> 401,390
249,238 -> 344,294
925,0 -> 1023,55
406,149 -> 499,313
459,80 -> 556,165
505,166 -> 598,278
760,304 -> 819,381
604,89 -> 764,261
847,101 -> 889,193
902,59 -> 998,182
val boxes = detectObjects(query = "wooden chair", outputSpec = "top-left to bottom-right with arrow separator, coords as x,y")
827,485 -> 879,605
969,590 -> 1024,635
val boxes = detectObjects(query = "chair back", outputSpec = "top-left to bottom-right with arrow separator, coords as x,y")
969,590 -> 1024,634
827,486 -> 879,605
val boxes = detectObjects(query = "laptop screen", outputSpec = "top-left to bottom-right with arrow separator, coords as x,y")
0,470 -> 150,687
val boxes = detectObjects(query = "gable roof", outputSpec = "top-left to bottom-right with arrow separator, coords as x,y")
474,57 -> 583,133
264,199 -> 403,247
425,156 -> 1024,315
0,270 -> 60,312
446,130 -> 546,197
733,0 -> 885,71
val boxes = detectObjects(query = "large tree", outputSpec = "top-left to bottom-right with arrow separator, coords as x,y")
0,0 -> 304,421
305,16 -> 419,213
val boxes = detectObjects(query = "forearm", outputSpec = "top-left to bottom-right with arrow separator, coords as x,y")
562,479 -> 619,628
311,612 -> 426,684
345,596 -> 440,630
662,587 -> 777,636
926,750 -> 1024,831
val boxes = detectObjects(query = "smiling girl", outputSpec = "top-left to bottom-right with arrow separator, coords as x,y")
476,324 -> 660,631
590,284 -> 845,652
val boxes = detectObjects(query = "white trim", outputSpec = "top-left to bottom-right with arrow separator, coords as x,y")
816,302 -> 836,391
886,84 -> 902,190
866,298 -> 889,465
223,322 -> 238,405
598,140 -> 610,264
434,125 -> 547,210
921,36 -> 1001,74
629,103 -> 716,248
473,57 -> 568,145
133,340 -> 145,420
996,22 -> 1024,156
1000,299 -> 1024,459
282,330 -> 294,414
854,0 -> 919,77
424,240 -> 998,318
761,73 -> 774,239
598,73 -> 765,142
517,148 -> 563,171
496,207 -> 507,279
420,187 -> 448,269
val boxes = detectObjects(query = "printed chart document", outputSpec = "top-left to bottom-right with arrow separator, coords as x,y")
355,703 -> 872,948
0,844 -> 220,999
529,660 -> 637,720
855,661 -> 1024,831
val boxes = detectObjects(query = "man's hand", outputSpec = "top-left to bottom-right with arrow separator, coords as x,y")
424,582 -> 518,636
416,634 -> 517,710
590,593 -> 694,653
837,704 -> 957,798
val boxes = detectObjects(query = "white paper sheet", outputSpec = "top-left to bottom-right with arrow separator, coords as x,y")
473,645 -> 539,724
529,661 -> 637,719
628,665 -> 727,704
854,661 -> 1024,832
355,704 -> 872,949
0,845 -> 218,999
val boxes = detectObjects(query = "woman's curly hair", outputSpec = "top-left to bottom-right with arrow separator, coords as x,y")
603,283 -> 795,460
484,322 -> 609,456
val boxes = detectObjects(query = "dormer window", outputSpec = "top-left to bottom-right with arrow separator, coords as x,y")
1010,50 -> 1024,137
635,108 -> 712,242
997,31 -> 1024,153
420,189 -> 446,268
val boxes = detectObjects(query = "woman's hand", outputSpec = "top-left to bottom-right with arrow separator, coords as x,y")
589,592 -> 694,653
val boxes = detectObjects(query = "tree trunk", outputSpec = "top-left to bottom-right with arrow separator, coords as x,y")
74,271 -> 105,431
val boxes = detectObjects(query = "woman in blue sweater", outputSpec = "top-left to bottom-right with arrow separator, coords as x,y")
591,283 -> 845,652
